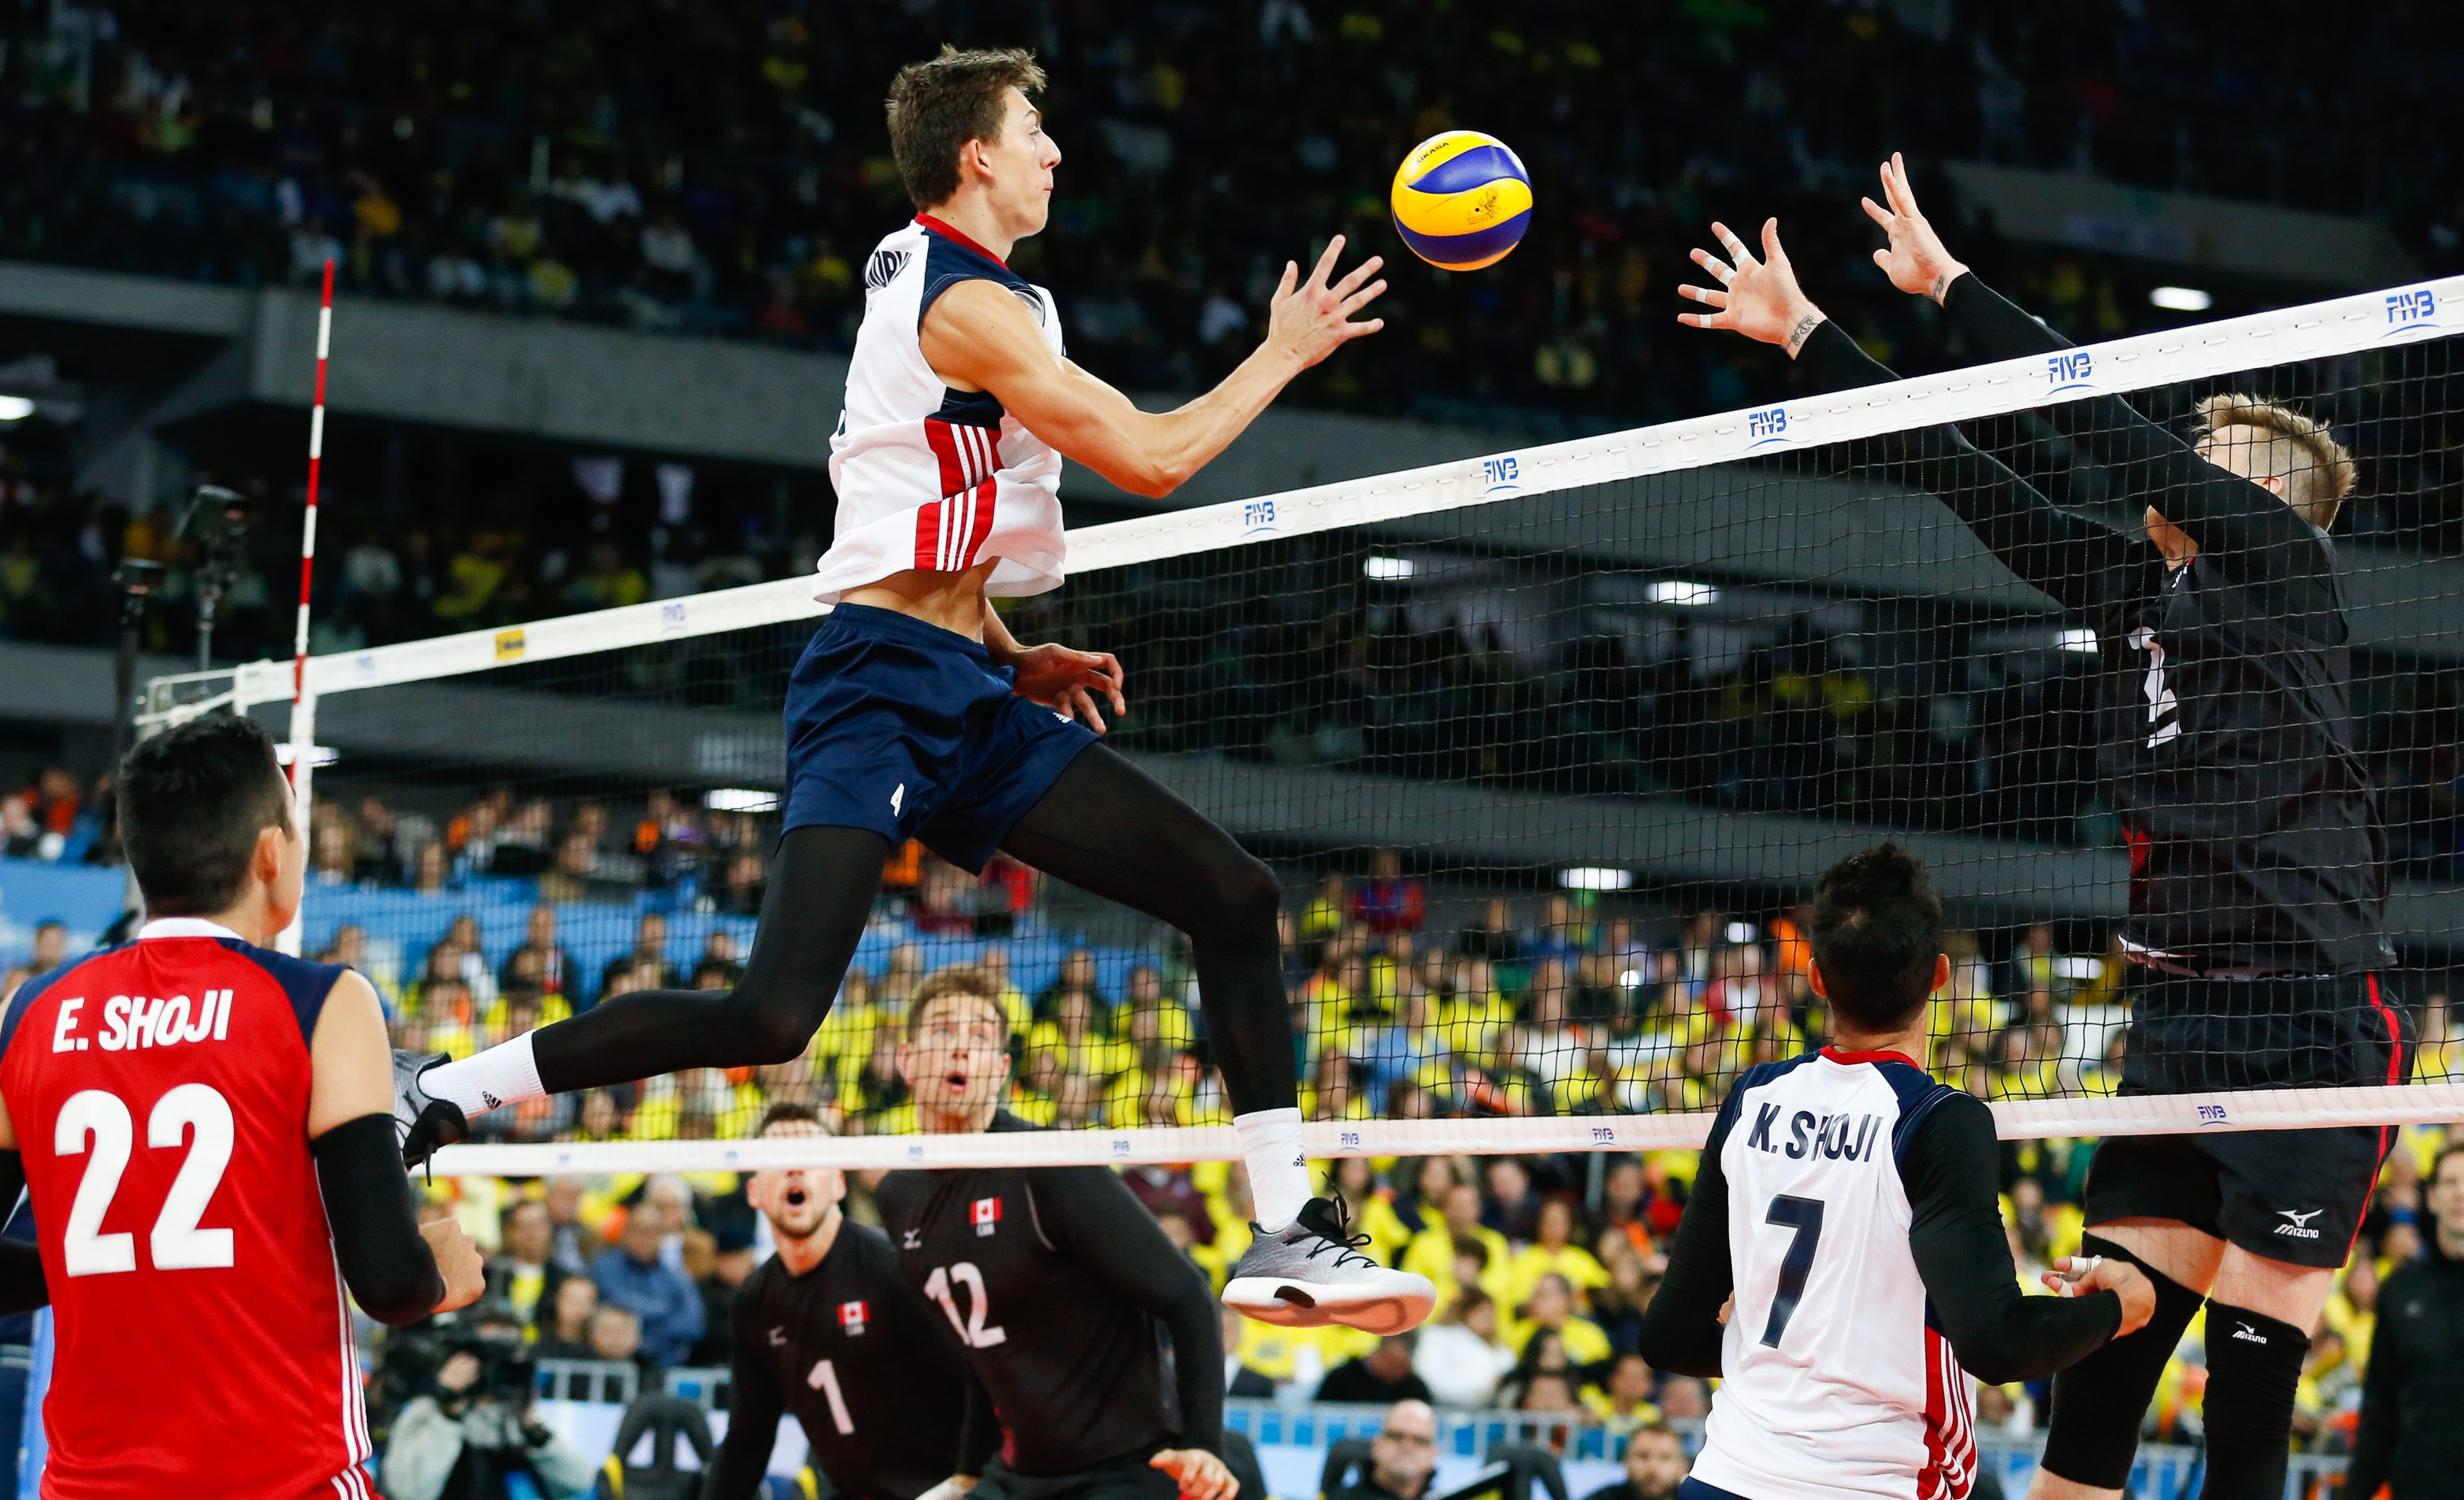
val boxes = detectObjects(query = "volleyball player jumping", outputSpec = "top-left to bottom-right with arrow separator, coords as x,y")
396,46 -> 1433,1334
1676,156 -> 2407,1500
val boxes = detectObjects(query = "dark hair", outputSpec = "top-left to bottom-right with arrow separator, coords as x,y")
1809,843 -> 1943,1032
885,46 -> 1047,209
907,967 -> 1007,1039
759,1102 -> 826,1133
119,712 -> 291,918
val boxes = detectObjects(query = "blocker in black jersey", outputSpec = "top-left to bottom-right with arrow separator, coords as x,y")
874,1112 -> 1223,1494
1789,273 -> 2410,1261
703,1221 -> 974,1500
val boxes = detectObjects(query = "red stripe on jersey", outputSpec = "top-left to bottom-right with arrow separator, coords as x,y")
914,499 -> 944,569
2351,975 -> 2406,1256
925,418 -> 968,500
1917,1327 -> 1977,1500
958,477 -> 998,567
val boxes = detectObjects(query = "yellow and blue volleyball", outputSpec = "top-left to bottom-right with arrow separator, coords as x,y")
1390,130 -> 1532,271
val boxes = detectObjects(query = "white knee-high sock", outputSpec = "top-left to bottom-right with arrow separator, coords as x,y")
1234,1106 -> 1312,1231
421,1033 -> 543,1118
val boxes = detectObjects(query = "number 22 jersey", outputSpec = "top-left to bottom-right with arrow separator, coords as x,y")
0,919 -> 374,1500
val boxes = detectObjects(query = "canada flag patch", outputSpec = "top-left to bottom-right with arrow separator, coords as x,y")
972,1197 -> 1002,1237
839,1301 -> 869,1335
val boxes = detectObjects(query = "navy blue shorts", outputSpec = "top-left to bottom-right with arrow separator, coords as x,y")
781,603 -> 1097,873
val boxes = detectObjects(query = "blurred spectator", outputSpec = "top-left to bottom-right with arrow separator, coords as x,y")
1579,1422 -> 1687,1500
588,1211 -> 704,1369
1413,1290 -> 1517,1409
2346,1145 -> 2464,1500
1317,1335 -> 1433,1406
533,1277 -> 599,1361
1350,849 -> 1426,934
484,1200 -> 564,1330
1329,1399 -> 1438,1500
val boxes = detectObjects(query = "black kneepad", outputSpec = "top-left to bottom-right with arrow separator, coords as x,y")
2199,1301 -> 2309,1500
2037,1235 -> 2206,1490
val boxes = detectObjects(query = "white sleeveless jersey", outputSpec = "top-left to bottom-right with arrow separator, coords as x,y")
1690,1049 -> 1978,1500
818,215 -> 1069,603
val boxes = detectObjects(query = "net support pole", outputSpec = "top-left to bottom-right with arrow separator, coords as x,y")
278,261 -> 333,957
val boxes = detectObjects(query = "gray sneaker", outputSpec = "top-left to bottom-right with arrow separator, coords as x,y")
1223,1195 -> 1435,1335
393,1049 -> 469,1170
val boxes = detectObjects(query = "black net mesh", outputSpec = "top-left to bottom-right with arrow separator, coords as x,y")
288,330 -> 2464,1146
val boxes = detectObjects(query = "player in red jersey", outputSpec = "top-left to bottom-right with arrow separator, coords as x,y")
0,712 -> 484,1499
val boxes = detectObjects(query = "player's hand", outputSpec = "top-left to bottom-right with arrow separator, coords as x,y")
1004,640 -> 1126,733
1861,151 -> 1968,305
421,1216 -> 486,1313
1716,1294 -> 1734,1325
1264,234 -> 1386,373
2043,1253 -> 2156,1338
1677,218 -> 1827,358
1152,1447 -> 1239,1500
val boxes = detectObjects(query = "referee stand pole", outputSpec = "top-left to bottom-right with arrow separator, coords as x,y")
279,260 -> 334,958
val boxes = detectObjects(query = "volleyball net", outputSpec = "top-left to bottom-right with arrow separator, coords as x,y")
153,273 -> 2464,1177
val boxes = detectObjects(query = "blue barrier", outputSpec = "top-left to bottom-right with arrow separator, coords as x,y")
2,856 -> 1171,1008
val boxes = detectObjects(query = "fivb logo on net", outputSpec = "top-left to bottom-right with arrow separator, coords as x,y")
2047,349 -> 2097,395
1746,405 -> 1791,451
2384,287 -> 2441,339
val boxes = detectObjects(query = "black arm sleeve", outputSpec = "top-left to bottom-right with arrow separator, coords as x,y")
311,1113 -> 446,1326
2340,1272 -> 2404,1500
1634,1117 -> 1733,1378
1942,275 -> 2340,626
0,1153 -> 46,1317
701,1293 -> 785,1500
1900,1094 -> 2120,1384
1796,319 -> 2157,614
1033,1169 -> 1224,1453
956,1364 -> 1003,1477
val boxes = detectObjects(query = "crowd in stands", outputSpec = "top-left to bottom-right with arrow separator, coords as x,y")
6,796 -> 2460,1465
13,0 -> 2460,419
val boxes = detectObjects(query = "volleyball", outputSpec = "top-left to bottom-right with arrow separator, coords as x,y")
1389,129 -> 1533,271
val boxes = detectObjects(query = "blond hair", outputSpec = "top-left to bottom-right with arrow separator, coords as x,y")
2191,394 -> 2357,529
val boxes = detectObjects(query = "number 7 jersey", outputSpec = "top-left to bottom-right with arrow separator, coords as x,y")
1690,1049 -> 1976,1500
0,919 -> 374,1500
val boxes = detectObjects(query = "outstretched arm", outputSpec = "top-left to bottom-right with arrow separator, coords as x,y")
1866,154 -> 2336,610
1677,220 -> 2153,613
923,238 -> 1383,499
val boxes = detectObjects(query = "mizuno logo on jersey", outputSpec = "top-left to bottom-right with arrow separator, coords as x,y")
1746,1103 -> 1883,1163
902,1229 -> 922,1249
2232,1322 -> 2269,1343
972,1197 -> 1002,1237
49,991 -> 234,1055
2273,1209 -> 2324,1239
768,1326 -> 788,1346
839,1301 -> 869,1335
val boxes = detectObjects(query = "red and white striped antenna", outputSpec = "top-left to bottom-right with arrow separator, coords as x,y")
278,259 -> 334,954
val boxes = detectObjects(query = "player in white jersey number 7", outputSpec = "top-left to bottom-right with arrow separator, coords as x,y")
395,45 -> 1432,1335
1638,845 -> 2154,1500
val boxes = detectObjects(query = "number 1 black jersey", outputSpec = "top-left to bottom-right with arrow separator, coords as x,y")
705,1223 -> 969,1500
1798,280 -> 2392,978
874,1113 -> 1224,1478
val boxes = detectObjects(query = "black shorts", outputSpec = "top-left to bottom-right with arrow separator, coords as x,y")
2083,968 -> 2414,1268
974,1452 -> 1180,1500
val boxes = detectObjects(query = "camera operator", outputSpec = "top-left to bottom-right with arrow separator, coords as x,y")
382,1305 -> 595,1500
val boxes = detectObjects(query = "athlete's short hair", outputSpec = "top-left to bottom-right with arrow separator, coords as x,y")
907,966 -> 1007,1039
886,46 -> 1047,210
119,711 -> 291,919
1809,843 -> 1943,1033
2192,393 -> 2356,530
759,1102 -> 827,1134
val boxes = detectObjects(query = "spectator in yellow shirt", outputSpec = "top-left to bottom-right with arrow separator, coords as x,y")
1504,1197 -> 1612,1312
1507,1273 -> 1612,1365
1401,1183 -> 1511,1309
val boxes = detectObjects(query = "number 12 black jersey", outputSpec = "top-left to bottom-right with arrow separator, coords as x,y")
874,1113 -> 1224,1478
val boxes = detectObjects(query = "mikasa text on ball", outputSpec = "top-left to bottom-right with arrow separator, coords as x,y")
1390,130 -> 1532,271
